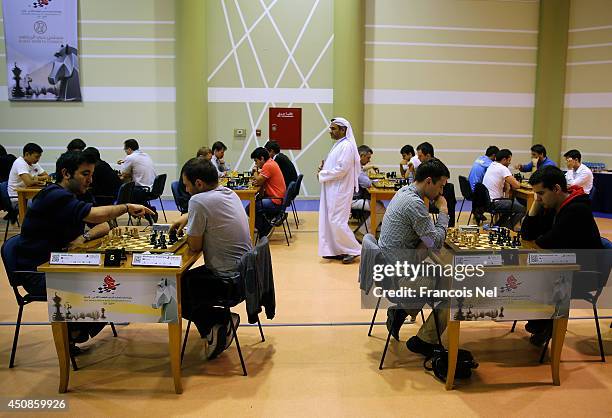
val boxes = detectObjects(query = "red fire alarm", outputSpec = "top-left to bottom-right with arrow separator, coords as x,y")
269,107 -> 302,150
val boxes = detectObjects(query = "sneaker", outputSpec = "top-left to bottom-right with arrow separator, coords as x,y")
529,332 -> 550,347
224,313 -> 240,350
342,254 -> 359,264
322,255 -> 344,260
205,322 -> 228,360
406,336 -> 442,357
525,319 -> 550,335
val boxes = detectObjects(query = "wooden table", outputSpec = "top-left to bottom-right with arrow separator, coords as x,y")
15,186 -> 43,223
38,243 -> 200,394
430,243 -> 577,390
232,189 -> 258,242
368,188 -> 397,234
513,186 -> 535,211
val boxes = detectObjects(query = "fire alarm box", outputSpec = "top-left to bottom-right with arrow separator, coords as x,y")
269,107 -> 301,150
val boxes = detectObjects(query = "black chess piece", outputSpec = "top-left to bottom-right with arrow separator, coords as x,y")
169,229 -> 178,245
150,231 -> 157,246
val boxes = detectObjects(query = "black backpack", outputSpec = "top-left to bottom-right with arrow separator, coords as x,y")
424,347 -> 479,381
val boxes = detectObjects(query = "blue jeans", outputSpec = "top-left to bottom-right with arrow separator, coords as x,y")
245,199 -> 283,236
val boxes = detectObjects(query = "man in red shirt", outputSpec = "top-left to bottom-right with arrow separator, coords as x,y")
249,147 -> 287,236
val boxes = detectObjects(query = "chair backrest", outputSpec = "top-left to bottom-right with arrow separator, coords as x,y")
472,183 -> 491,210
0,181 -> 15,214
281,181 -> 295,209
1,234 -> 21,287
150,174 -> 167,198
170,180 -> 188,214
458,176 -> 473,200
602,237 -> 612,249
291,174 -> 304,200
116,181 -> 135,205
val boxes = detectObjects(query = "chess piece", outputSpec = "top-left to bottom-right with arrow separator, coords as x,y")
168,229 -> 178,245
150,232 -> 157,246
101,308 -> 106,319
10,63 -> 26,99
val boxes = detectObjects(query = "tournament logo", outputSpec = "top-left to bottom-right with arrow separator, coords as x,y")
499,275 -> 522,293
32,0 -> 52,8
33,20 -> 47,34
94,275 -> 121,294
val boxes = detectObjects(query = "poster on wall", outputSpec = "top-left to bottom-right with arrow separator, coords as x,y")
2,0 -> 81,101
46,272 -> 178,324
269,107 -> 302,150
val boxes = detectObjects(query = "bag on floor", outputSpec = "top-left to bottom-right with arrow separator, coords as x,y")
424,347 -> 478,381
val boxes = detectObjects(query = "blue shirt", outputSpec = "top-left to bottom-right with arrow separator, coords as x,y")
468,155 -> 492,191
17,183 -> 93,270
519,156 -> 556,172
358,169 -> 372,189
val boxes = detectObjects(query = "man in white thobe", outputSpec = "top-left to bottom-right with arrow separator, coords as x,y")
318,117 -> 362,264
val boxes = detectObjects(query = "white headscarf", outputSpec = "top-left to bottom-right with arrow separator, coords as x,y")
331,117 -> 361,193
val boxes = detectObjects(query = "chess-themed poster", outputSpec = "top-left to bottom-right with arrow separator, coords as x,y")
46,273 -> 178,323
450,270 -> 573,322
2,0 -> 81,101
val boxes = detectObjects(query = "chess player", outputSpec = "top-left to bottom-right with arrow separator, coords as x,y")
7,142 -> 50,206
352,145 -> 385,238
414,141 -> 456,226
118,138 -> 157,222
468,145 -> 499,191
514,144 -> 557,173
563,149 -> 593,194
399,144 -> 415,180
196,146 -> 213,160
66,138 -> 86,152
264,140 -> 298,187
170,158 -> 252,360
380,159 -> 451,356
318,117 -> 362,264
16,151 -> 152,349
482,149 -> 525,230
248,147 -> 286,237
521,166 -> 602,345
211,141 -> 229,175
83,147 -> 122,206
0,144 -> 17,183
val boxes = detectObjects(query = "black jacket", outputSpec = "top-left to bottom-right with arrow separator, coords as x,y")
91,159 -> 122,205
0,154 -> 16,183
274,153 -> 298,187
239,237 -> 276,323
521,188 -> 602,249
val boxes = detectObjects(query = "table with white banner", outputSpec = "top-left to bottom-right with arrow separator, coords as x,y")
38,242 -> 200,394
429,240 -> 579,390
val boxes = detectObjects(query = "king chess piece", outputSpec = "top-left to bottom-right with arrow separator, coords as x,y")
52,293 -> 65,321
11,63 -> 26,99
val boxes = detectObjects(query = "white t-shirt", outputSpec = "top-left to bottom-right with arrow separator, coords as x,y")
121,150 -> 156,188
565,163 -> 593,194
7,156 -> 46,202
410,155 -> 421,170
482,161 -> 512,200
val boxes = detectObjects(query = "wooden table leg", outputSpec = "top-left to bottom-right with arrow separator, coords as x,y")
168,321 -> 183,394
18,192 -> 27,224
445,321 -> 460,390
550,317 -> 568,386
249,195 -> 256,242
51,323 -> 70,393
370,194 -> 378,234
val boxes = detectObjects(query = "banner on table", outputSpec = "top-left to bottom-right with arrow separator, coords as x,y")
47,272 -> 178,323
2,0 -> 81,101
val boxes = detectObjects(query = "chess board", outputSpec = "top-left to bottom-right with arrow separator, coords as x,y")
86,230 -> 187,254
372,179 -> 397,189
445,228 -> 525,252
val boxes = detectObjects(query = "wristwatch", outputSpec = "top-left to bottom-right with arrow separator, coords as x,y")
83,231 -> 92,242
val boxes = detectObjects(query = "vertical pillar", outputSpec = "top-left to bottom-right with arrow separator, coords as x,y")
532,0 -> 570,164
175,0 -> 208,170
333,0 -> 365,144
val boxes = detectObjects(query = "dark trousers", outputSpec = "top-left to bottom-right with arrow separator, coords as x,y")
181,265 -> 242,337
21,273 -> 105,343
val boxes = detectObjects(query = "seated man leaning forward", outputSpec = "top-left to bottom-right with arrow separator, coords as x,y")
521,165 -> 603,345
379,158 -> 451,357
171,158 -> 253,360
248,147 -> 286,238
16,151 -> 152,350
